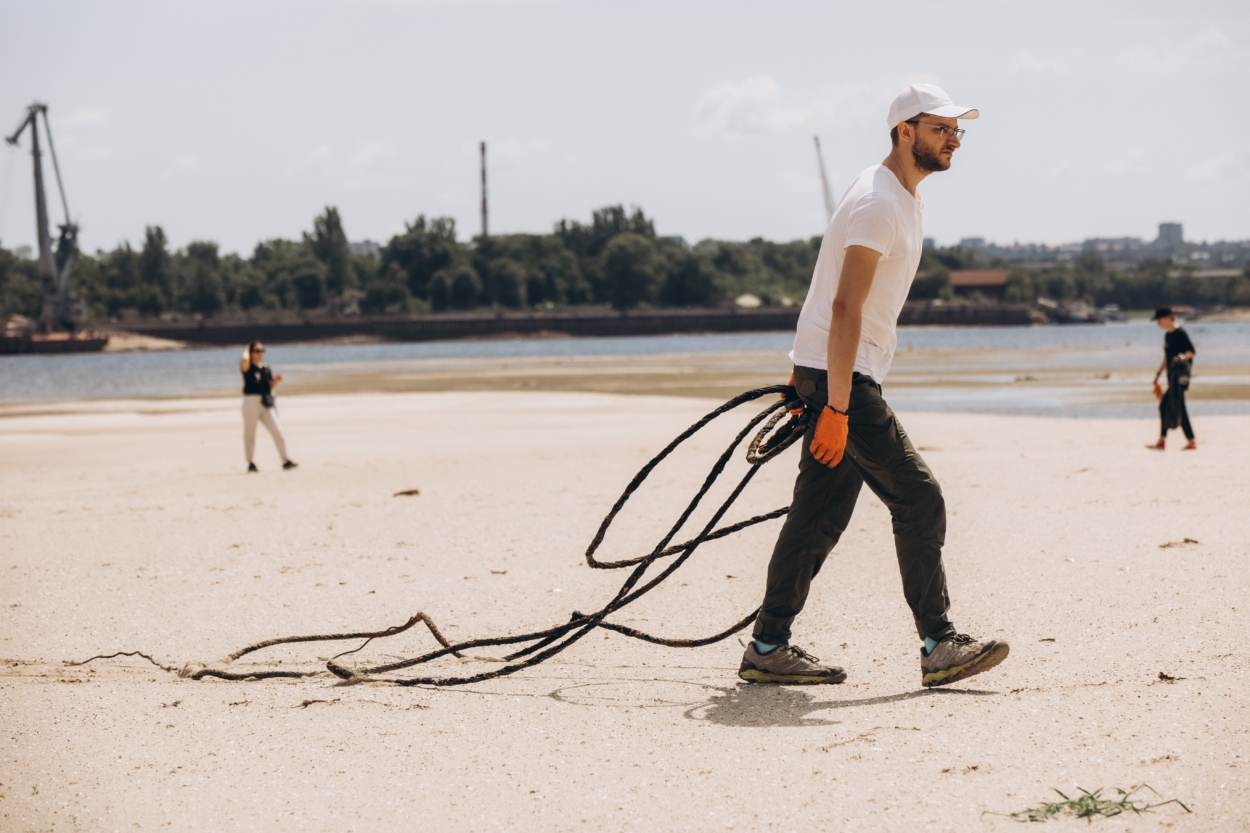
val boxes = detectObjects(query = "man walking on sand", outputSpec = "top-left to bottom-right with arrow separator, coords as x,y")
1148,307 -> 1197,451
739,84 -> 1010,688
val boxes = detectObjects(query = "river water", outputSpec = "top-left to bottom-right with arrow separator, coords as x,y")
3,321 -> 1249,417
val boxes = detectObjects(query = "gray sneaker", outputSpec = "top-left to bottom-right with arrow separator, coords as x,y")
739,642 -> 847,684
921,633 -> 1009,687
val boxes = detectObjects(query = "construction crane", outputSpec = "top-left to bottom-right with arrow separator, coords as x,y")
6,102 -> 83,332
813,135 -> 836,225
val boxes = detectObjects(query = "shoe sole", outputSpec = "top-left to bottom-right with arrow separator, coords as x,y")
738,668 -> 847,685
921,641 -> 1009,688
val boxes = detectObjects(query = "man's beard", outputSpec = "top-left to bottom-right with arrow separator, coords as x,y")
912,142 -> 950,172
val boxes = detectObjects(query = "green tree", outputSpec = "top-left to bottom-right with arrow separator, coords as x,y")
381,216 -> 461,300
483,258 -> 526,308
449,266 -> 482,309
659,250 -> 718,306
1227,276 -> 1250,306
291,262 -> 326,309
602,233 -> 659,310
139,226 -> 176,307
309,207 -> 351,295
180,241 -> 225,314
908,266 -> 951,300
0,245 -> 43,317
360,263 -> 411,313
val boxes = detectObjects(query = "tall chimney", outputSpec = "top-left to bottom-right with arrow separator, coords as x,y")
480,141 -> 488,238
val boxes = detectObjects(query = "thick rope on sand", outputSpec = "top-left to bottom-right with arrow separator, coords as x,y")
73,385 -> 809,686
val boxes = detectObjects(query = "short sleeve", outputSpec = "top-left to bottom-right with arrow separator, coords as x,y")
844,194 -> 899,256
1179,330 -> 1195,355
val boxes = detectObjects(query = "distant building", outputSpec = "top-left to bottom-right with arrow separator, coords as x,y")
933,222 -> 1248,269
1156,223 -> 1184,248
923,237 -> 936,250
349,240 -> 380,258
661,235 -> 687,248
950,269 -> 1008,301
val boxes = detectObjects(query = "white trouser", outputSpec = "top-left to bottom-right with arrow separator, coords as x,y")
242,394 -> 289,464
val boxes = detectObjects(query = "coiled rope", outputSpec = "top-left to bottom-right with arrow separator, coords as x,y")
74,385 -> 809,686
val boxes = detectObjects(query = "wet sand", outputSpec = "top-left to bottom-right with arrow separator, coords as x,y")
2,388 -> 1247,831
270,347 -> 1250,417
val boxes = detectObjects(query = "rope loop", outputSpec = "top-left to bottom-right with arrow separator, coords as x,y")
77,385 -> 808,687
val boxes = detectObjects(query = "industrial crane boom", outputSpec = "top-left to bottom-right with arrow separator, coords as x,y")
813,135 -> 836,225
6,102 -> 81,331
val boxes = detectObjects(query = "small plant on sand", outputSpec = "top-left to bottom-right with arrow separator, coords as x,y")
985,784 -> 1190,822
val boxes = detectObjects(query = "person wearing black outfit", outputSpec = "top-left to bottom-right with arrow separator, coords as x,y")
1148,308 -> 1196,451
240,341 -> 297,472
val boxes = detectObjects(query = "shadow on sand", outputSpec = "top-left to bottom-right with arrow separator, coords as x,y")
684,684 -> 997,727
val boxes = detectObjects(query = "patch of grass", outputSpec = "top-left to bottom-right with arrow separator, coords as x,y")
986,784 -> 1190,822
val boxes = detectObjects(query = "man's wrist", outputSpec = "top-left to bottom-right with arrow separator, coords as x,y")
826,404 -> 848,416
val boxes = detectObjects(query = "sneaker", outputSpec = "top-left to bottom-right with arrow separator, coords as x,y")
247,462 -> 259,473
1147,439 -> 1166,451
1182,440 -> 1197,451
282,460 -> 298,470
921,634 -> 1009,688
739,642 -> 847,685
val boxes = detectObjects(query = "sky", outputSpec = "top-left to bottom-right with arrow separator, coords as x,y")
0,0 -> 1247,256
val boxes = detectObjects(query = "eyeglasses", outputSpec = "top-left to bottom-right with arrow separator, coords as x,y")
905,120 -> 965,142
251,348 -> 265,354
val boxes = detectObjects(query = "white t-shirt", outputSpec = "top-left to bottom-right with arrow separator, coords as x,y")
790,164 -> 924,382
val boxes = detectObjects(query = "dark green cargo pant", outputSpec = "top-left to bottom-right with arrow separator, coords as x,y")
752,366 -> 955,645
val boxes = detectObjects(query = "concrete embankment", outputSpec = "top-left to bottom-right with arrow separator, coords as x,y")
123,304 -> 1036,346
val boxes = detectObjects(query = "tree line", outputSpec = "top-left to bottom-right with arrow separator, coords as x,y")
2,206 -> 1248,323
910,247 -> 1250,309
0,206 -> 819,322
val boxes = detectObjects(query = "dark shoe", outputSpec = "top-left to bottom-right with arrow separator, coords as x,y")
739,642 -> 846,685
247,462 -> 259,473
921,633 -> 1009,688
282,460 -> 298,470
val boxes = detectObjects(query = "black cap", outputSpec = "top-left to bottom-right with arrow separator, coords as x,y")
1151,307 -> 1173,320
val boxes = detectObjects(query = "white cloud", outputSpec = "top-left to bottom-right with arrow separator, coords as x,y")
1186,151 -> 1247,181
696,77 -> 818,136
1009,53 -> 1067,75
162,154 -> 199,178
1119,28 -> 1233,70
1177,28 -> 1232,61
1102,147 -> 1147,174
346,139 -> 399,171
58,108 -> 107,129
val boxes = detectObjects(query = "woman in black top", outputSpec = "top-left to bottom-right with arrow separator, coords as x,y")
240,341 -> 297,472
1149,308 -> 1196,451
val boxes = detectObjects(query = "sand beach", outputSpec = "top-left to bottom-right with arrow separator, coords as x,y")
2,371 -> 1248,831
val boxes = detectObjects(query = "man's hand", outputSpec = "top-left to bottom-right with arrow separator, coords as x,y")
809,407 -> 848,468
1153,381 -> 1164,400
781,372 -> 804,415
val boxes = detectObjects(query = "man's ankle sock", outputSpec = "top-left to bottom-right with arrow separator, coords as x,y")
922,637 -> 938,656
754,640 -> 779,655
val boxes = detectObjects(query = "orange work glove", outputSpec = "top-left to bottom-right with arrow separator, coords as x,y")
781,372 -> 804,415
1152,381 -> 1164,400
809,406 -> 848,468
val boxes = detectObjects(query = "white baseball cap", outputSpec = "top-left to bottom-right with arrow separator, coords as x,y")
887,84 -> 979,129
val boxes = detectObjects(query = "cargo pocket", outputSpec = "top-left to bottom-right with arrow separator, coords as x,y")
847,387 -> 907,469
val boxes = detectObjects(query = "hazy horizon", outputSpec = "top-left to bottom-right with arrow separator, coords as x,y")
1,0 -> 1246,257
